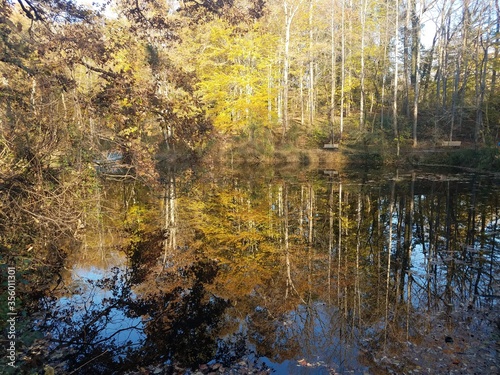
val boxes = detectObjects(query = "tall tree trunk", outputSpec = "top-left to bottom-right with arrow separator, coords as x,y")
359,0 -> 366,130
434,1 -> 450,141
404,0 -> 411,118
489,0 -> 500,139
282,0 -> 304,139
421,31 -> 437,107
347,0 -> 353,117
476,0 -> 491,143
340,0 -> 345,138
450,3 -> 466,142
300,67 -> 305,126
308,0 -> 315,128
474,27 -> 486,144
380,0 -> 390,129
393,0 -> 400,157
330,0 -> 337,142
268,63 -> 273,123
411,0 -> 421,147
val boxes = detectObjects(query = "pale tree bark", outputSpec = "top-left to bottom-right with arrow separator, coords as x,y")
450,0 -> 470,142
340,0 -> 346,138
433,0 -> 452,139
421,31 -> 437,106
475,0 -> 491,144
330,0 -> 337,142
404,0 -> 411,118
489,0 -> 499,139
411,0 -> 422,147
299,185 -> 305,236
31,78 -> 37,116
393,0 -> 400,156
474,27 -> 482,144
308,0 -> 315,128
359,0 -> 367,130
380,0 -> 390,129
268,64 -> 273,123
162,173 -> 177,266
300,66 -> 305,126
282,0 -> 304,139
347,0 -> 353,117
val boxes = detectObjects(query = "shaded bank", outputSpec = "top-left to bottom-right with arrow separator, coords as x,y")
202,136 -> 500,176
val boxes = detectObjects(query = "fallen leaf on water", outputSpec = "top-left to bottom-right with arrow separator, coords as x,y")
297,358 -> 308,366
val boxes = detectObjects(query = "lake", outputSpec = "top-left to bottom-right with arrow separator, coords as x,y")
28,163 -> 500,374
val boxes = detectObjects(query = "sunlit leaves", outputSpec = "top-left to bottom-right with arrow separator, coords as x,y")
177,19 -> 279,135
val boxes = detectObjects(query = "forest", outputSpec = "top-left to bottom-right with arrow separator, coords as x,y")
1,1 -> 500,373
1,0 -> 499,182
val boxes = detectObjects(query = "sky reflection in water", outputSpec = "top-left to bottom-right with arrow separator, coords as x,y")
47,167 -> 500,374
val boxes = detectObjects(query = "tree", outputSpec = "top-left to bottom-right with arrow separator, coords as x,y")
282,0 -> 304,138
393,0 -> 401,156
176,18 -> 278,139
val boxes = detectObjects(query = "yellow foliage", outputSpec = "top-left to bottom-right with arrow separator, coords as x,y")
178,19 -> 279,134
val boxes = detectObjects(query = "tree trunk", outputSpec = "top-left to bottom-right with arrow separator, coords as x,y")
359,0 -> 366,130
393,0 -> 400,157
282,0 -> 303,139
380,0 -> 390,129
330,0 -> 337,142
308,0 -> 315,128
283,7 -> 292,138
340,0 -> 345,138
411,0 -> 421,147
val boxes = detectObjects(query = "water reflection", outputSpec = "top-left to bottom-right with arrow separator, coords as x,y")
40,166 -> 499,374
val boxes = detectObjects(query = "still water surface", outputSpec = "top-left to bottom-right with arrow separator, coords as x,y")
43,165 -> 500,374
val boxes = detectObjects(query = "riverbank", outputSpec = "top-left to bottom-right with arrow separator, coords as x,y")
197,137 -> 500,176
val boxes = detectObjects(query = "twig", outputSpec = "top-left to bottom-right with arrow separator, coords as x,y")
68,350 -> 109,375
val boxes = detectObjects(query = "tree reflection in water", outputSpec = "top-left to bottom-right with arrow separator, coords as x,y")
43,247 -> 230,373
21,168 -> 500,374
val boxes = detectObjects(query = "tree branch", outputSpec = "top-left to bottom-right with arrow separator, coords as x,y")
17,0 -> 43,21
80,60 -> 119,80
